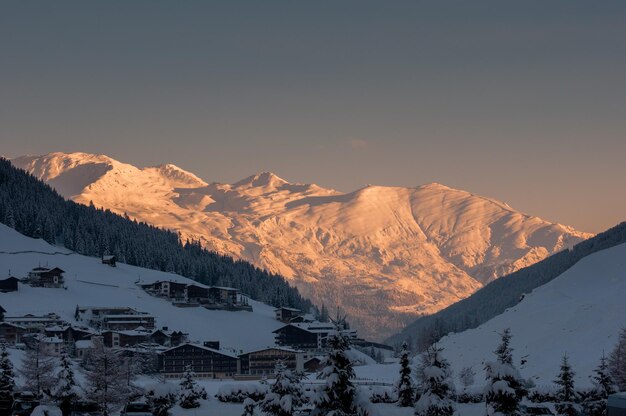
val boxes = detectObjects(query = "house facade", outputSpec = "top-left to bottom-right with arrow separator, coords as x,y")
158,343 -> 239,379
239,347 -> 304,376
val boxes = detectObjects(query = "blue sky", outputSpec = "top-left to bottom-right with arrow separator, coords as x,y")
2,1 -> 625,232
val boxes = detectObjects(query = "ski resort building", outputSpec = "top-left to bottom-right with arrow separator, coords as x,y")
75,306 -> 155,330
239,347 -> 304,376
4,313 -> 64,332
273,322 -> 358,351
27,267 -> 65,288
274,307 -> 301,323
158,343 -> 239,379
0,322 -> 26,345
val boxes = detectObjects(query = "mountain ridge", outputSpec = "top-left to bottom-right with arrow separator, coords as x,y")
11,152 -> 592,340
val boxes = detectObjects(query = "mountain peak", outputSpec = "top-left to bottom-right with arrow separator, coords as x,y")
233,171 -> 288,188
152,163 -> 207,187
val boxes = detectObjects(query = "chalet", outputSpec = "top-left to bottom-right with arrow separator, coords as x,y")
158,343 -> 239,379
39,336 -> 64,356
4,313 -> 64,332
186,284 -> 210,303
149,328 -> 188,347
75,306 -> 155,330
273,322 -> 358,351
27,267 -> 65,288
74,336 -> 102,359
102,329 -> 150,348
275,307 -> 301,323
0,277 -> 18,293
44,325 -> 94,347
303,356 -> 324,372
239,347 -> 304,376
208,286 -> 239,305
0,322 -> 27,345
101,314 -> 155,331
141,281 -> 188,300
102,255 -> 116,267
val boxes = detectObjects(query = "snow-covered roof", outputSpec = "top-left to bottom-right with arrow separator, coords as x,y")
160,343 -> 239,359
241,346 -> 303,355
275,307 -> 300,312
75,340 -> 94,349
273,322 -> 335,334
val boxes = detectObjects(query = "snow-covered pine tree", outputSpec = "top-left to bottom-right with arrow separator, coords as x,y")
583,353 -> 617,416
459,367 -> 476,389
396,341 -> 414,407
314,332 -> 357,416
178,366 -> 207,409
20,337 -> 56,397
53,352 -> 78,416
484,328 -> 526,416
414,345 -> 455,416
83,339 -> 128,416
609,327 -> 626,390
554,354 -> 579,416
241,398 -> 256,416
0,344 -> 15,403
260,360 -> 304,416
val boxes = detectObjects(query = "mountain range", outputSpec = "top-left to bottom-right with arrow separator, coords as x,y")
12,152 -> 592,339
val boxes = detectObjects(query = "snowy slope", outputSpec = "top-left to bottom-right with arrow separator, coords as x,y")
0,224 -> 283,352
12,152 -> 591,340
437,242 -> 626,387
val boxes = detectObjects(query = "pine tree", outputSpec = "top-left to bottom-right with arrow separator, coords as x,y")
53,352 -> 78,416
314,332 -> 357,416
414,345 -> 455,416
609,327 -> 626,390
484,329 -> 526,416
241,398 -> 256,416
20,337 -> 56,397
554,354 -> 579,416
259,360 -> 303,416
0,344 -> 15,403
178,366 -> 207,409
84,339 -> 128,416
583,353 -> 617,416
396,342 -> 414,407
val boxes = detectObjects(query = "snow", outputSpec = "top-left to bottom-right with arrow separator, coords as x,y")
11,152 -> 591,340
438,242 -> 626,387
0,224 -> 283,352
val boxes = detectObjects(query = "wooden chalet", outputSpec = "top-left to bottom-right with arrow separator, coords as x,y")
27,267 -> 65,288
101,255 -> 116,267
0,322 -> 27,345
273,322 -> 358,351
75,306 -> 155,330
0,277 -> 18,293
4,313 -> 64,332
275,307 -> 301,323
158,343 -> 239,379
239,347 -> 304,376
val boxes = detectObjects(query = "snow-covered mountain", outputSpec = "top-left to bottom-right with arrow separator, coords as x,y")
437,240 -> 626,387
12,152 -> 592,340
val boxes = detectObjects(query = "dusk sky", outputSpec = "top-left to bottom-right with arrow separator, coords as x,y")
2,1 -> 625,233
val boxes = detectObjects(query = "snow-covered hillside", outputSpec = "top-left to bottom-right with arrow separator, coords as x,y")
0,224 -> 282,352
12,152 -> 592,339
437,241 -> 626,387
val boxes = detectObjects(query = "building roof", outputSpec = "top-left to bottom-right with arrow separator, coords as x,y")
276,307 -> 301,312
241,346 -> 303,356
160,342 -> 239,359
75,340 -> 95,349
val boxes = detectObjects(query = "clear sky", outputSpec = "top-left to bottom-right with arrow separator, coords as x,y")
1,1 -> 625,233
